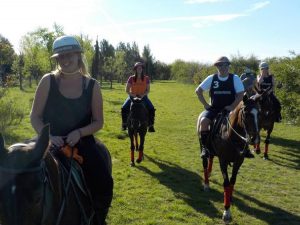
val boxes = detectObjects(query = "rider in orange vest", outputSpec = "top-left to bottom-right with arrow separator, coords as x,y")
121,62 -> 156,132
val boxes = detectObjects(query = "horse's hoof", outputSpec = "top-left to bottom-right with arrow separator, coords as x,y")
130,161 -> 135,167
253,149 -> 261,154
136,158 -> 143,164
203,183 -> 210,192
222,209 -> 232,224
263,154 -> 269,160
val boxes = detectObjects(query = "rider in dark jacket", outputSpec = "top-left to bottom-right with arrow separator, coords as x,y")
196,56 -> 254,159
257,62 -> 282,122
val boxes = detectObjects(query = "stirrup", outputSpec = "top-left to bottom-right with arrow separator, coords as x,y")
121,124 -> 127,131
148,126 -> 155,132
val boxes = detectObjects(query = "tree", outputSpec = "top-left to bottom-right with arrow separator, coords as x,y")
142,45 -> 155,82
99,39 -> 115,82
91,39 -> 100,80
0,34 -> 15,86
154,61 -> 171,80
114,50 -> 127,84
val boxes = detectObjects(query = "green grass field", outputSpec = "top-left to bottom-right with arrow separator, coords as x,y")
3,81 -> 300,225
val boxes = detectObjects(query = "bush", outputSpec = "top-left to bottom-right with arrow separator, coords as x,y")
0,92 -> 25,134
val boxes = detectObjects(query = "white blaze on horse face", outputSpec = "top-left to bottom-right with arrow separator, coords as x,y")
11,185 -> 16,195
251,108 -> 259,132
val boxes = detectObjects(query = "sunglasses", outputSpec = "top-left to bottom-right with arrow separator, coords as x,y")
216,63 -> 230,67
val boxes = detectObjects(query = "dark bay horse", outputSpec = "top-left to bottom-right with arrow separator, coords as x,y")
253,89 -> 277,159
0,125 -> 112,225
197,95 -> 260,223
127,97 -> 148,166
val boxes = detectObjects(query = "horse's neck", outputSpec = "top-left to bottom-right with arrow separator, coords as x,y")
44,153 -> 62,203
228,107 -> 244,137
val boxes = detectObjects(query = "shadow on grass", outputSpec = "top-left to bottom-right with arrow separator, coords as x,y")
211,179 -> 300,225
136,155 -> 223,218
107,99 -> 123,106
262,136 -> 300,170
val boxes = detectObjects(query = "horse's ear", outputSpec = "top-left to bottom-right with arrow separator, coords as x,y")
243,93 -> 248,103
33,124 -> 50,159
0,133 -> 5,152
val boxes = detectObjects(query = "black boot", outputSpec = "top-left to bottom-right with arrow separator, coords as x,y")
275,112 -> 282,122
93,195 -> 113,225
148,108 -> 156,132
200,131 -> 210,159
121,108 -> 128,130
242,147 -> 255,158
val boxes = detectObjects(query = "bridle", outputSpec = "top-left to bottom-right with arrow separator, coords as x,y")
0,161 -> 45,225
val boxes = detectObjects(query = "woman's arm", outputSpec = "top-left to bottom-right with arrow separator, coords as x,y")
30,75 -> 50,134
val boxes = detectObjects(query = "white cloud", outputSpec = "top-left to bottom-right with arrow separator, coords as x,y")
246,1 -> 270,12
184,0 -> 227,4
122,14 -> 244,27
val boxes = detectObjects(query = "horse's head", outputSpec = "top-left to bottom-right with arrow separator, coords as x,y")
257,88 -> 273,115
240,95 -> 261,145
0,125 -> 50,225
128,97 -> 148,131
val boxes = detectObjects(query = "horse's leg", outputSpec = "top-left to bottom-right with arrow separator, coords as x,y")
134,132 -> 139,151
208,156 -> 214,177
136,132 -> 145,163
264,125 -> 273,160
129,133 -> 135,166
202,157 -> 210,191
219,160 -> 232,223
229,156 -> 244,203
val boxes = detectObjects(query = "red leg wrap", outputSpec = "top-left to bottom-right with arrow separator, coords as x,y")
208,157 -> 213,174
224,186 -> 231,208
204,169 -> 209,185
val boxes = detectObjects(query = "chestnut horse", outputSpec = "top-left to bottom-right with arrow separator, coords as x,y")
197,95 -> 260,223
0,125 -> 111,225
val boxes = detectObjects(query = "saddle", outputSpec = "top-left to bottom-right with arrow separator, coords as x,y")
207,111 -> 229,156
50,145 -> 91,197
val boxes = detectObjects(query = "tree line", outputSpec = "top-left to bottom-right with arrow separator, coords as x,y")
0,25 -> 299,125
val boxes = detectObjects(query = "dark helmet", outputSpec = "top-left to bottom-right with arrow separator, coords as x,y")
259,62 -> 269,69
133,62 -> 144,70
213,56 -> 231,66
51,35 -> 83,58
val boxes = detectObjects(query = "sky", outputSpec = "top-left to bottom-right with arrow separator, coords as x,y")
1,0 -> 299,64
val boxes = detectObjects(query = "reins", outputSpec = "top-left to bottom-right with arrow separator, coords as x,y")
224,109 -> 249,143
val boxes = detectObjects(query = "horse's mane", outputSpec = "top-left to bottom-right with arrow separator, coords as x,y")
228,102 -> 244,137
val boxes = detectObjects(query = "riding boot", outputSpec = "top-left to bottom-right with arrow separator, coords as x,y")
200,131 -> 210,159
275,111 -> 282,122
242,146 -> 255,158
148,108 -> 156,132
121,108 -> 128,130
93,195 -> 113,225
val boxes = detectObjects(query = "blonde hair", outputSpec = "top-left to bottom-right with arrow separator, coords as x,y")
52,53 -> 91,77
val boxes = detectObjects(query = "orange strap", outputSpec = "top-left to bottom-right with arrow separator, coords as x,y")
61,145 -> 84,164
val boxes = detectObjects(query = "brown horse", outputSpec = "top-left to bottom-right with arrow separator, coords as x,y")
127,97 -> 148,166
253,89 -> 277,159
0,125 -> 112,225
197,95 -> 260,223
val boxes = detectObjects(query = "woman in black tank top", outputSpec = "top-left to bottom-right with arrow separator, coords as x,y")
258,62 -> 282,122
30,35 -> 113,225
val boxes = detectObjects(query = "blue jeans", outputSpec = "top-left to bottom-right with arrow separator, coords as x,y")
122,95 -> 154,112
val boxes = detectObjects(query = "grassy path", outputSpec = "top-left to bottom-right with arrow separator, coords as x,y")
4,81 -> 300,225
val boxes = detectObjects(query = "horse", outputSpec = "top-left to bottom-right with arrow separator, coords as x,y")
197,95 -> 260,223
0,125 -> 112,225
127,97 -> 148,166
253,89 -> 277,160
